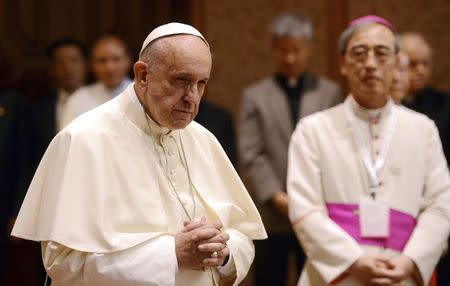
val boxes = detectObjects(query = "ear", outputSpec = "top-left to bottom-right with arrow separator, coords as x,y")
133,61 -> 148,88
339,55 -> 347,76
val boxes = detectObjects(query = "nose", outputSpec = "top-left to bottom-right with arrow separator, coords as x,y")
284,52 -> 296,65
106,61 -> 115,71
364,50 -> 378,69
416,62 -> 427,74
184,84 -> 201,104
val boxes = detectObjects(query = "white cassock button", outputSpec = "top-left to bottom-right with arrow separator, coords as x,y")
170,169 -> 176,175
390,165 -> 400,175
168,150 -> 174,156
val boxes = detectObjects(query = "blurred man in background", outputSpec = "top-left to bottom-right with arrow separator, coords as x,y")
401,34 -> 450,285
391,51 -> 410,104
24,37 -> 87,166
16,37 -> 88,214
63,35 -> 131,123
239,12 -> 341,286
9,38 -> 88,286
400,33 -> 450,162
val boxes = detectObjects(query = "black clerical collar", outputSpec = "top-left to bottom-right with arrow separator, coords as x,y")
274,73 -> 307,92
274,73 -> 308,125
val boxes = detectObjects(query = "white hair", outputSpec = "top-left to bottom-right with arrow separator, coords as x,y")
269,12 -> 313,41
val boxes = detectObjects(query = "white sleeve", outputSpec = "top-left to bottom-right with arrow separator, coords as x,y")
403,122 -> 450,285
42,235 -> 177,286
222,228 -> 254,286
287,121 -> 364,283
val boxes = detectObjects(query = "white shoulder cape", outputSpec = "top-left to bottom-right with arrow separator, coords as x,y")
13,84 -> 267,253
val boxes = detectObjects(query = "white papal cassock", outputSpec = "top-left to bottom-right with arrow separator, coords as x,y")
288,95 -> 450,286
12,84 -> 267,286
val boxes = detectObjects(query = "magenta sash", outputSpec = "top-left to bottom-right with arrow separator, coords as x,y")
326,203 -> 416,252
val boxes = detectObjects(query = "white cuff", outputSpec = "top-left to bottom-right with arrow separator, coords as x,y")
216,248 -> 235,277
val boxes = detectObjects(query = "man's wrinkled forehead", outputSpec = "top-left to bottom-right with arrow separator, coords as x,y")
347,23 -> 396,51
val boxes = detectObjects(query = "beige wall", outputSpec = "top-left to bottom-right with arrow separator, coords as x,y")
203,0 -> 450,119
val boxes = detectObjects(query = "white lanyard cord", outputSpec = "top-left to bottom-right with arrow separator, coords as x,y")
344,100 -> 397,198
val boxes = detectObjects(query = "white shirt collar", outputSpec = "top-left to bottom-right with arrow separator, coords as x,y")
346,94 -> 394,123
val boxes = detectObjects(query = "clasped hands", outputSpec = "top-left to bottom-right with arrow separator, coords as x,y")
175,217 -> 230,270
349,254 -> 416,285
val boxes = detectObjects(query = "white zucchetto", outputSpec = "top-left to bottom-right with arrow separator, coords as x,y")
139,22 -> 209,56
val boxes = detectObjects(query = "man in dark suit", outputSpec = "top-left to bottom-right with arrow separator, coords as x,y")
196,101 -> 237,167
7,38 -> 87,286
238,12 -> 341,286
400,32 -> 450,286
0,89 -> 23,285
17,38 -> 87,204
400,32 -> 450,162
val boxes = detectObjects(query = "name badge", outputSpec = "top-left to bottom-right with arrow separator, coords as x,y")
359,197 -> 389,238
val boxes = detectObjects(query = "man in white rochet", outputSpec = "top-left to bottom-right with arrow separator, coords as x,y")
12,23 -> 267,286
287,15 -> 450,286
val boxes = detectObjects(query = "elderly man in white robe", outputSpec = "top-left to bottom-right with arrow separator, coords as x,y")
287,15 -> 450,286
12,23 -> 267,286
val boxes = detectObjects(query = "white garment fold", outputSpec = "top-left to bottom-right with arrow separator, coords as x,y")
43,236 -> 177,286
13,83 -> 266,286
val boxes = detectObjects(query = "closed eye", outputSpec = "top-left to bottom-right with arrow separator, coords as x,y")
176,76 -> 188,82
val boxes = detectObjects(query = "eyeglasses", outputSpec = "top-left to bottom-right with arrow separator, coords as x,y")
347,45 -> 394,63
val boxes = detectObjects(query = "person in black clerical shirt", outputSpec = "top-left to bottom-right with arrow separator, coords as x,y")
238,12 -> 341,286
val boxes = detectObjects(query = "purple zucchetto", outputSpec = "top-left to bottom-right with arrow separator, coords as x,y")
348,15 -> 396,32
338,15 -> 399,55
